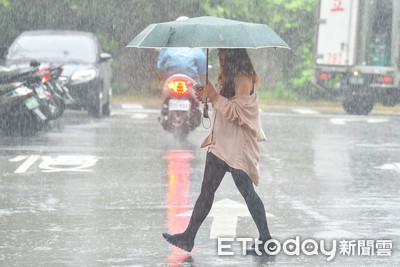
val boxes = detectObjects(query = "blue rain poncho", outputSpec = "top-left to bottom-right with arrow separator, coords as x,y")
157,48 -> 206,82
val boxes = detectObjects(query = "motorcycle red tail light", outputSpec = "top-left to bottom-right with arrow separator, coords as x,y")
38,65 -> 52,82
168,81 -> 188,94
320,73 -> 328,80
41,73 -> 51,82
382,76 -> 392,83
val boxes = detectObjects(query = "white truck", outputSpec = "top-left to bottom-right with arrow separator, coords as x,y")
312,0 -> 400,114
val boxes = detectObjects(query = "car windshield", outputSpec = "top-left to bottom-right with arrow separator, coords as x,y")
7,34 -> 97,63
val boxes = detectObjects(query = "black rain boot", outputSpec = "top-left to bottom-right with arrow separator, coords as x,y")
162,232 -> 194,252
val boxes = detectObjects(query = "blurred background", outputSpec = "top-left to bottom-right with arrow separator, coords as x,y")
0,0 -> 316,99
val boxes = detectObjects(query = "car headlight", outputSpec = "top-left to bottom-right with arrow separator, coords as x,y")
71,69 -> 96,83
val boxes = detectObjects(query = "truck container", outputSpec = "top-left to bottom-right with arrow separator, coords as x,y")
313,0 -> 400,114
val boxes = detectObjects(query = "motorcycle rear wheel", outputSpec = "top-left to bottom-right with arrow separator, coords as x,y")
172,125 -> 189,142
1,114 -> 44,136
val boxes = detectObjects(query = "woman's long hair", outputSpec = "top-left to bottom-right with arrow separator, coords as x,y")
217,49 -> 258,99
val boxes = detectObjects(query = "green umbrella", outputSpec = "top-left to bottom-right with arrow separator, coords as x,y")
127,16 -> 290,49
127,16 -> 290,117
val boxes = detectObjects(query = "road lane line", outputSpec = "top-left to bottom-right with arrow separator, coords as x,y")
112,109 -> 159,116
330,118 -> 390,125
131,114 -> 148,119
367,118 -> 390,123
121,104 -> 144,110
291,109 -> 319,115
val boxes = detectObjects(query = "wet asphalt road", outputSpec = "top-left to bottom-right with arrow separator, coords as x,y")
0,102 -> 399,266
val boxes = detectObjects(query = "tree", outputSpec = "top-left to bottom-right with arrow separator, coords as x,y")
200,0 -> 318,99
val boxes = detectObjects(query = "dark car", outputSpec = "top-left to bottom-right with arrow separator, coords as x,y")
3,30 -> 113,117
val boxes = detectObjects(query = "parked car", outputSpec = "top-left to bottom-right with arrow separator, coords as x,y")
3,30 -> 113,117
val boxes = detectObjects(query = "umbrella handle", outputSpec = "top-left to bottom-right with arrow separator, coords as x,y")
203,48 -> 209,118
203,103 -> 209,118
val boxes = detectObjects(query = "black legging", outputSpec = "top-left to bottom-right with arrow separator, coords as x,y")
184,151 -> 272,242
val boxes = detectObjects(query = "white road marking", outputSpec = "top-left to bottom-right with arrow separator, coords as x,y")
121,104 -> 144,110
9,155 -> 98,173
10,155 -> 41,173
291,109 -> 319,115
131,109 -> 159,114
177,198 -> 274,239
330,118 -> 389,125
9,155 -> 28,162
111,106 -> 159,118
112,108 -> 159,115
330,118 -> 359,125
375,163 -> 400,172
131,114 -> 148,119
367,118 -> 390,124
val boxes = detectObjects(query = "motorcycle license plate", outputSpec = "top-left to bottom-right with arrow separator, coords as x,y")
24,97 -> 40,110
169,99 -> 191,111
36,85 -> 47,99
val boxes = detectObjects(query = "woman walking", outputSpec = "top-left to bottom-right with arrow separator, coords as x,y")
162,48 -> 271,253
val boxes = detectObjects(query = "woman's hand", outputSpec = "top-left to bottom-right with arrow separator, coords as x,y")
194,85 -> 206,104
203,80 -> 219,101
194,81 -> 219,103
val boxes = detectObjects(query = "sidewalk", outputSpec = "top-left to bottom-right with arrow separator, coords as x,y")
112,95 -> 400,115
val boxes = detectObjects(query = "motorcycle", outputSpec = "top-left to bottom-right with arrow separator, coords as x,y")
0,79 -> 47,136
159,74 -> 202,140
36,63 -> 72,120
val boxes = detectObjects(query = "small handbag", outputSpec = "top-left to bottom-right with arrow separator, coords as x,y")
256,115 -> 267,142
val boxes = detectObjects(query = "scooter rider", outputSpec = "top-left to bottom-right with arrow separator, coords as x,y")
157,16 -> 207,83
157,16 -> 207,129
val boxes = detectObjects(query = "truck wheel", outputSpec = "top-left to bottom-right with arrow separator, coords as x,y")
342,99 -> 374,115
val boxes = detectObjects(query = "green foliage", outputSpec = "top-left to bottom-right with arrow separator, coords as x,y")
0,0 -> 10,7
258,80 -> 299,100
200,0 -> 318,99
95,33 -> 118,52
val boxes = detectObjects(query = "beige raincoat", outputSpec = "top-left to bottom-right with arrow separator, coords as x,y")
201,90 -> 265,186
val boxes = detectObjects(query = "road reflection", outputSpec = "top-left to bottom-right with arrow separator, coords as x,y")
165,149 -> 194,265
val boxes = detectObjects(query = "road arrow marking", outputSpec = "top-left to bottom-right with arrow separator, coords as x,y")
177,198 -> 275,239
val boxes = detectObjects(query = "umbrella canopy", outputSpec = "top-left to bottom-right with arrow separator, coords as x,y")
127,16 -> 290,118
127,16 -> 290,50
